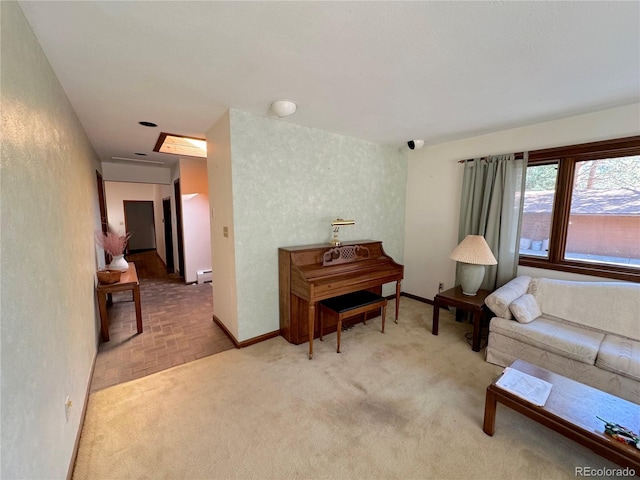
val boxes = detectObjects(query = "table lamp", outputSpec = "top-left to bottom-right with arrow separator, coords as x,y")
330,219 -> 355,246
449,235 -> 497,296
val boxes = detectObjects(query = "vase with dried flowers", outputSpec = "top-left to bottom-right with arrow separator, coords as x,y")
95,229 -> 132,271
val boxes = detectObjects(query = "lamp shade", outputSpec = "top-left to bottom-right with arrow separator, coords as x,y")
331,219 -> 355,227
449,235 -> 497,265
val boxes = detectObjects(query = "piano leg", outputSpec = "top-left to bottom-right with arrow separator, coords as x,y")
381,302 -> 386,333
308,302 -> 315,360
395,280 -> 402,323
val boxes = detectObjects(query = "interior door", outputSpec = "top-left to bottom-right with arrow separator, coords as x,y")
162,197 -> 175,273
123,200 -> 156,253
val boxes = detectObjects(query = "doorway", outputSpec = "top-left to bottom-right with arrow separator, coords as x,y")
173,179 -> 185,278
123,200 -> 156,253
162,197 -> 175,273
96,171 -> 109,264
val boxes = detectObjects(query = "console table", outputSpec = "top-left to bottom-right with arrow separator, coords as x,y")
96,262 -> 142,342
432,285 -> 491,352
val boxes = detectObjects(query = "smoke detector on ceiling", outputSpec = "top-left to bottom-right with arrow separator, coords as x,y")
271,100 -> 297,118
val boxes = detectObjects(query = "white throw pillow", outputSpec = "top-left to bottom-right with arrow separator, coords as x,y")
485,276 -> 531,319
509,294 -> 541,324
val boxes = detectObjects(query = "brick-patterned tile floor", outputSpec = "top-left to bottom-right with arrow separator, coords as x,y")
90,253 -> 234,392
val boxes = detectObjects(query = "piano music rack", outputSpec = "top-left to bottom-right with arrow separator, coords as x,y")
322,245 -> 370,266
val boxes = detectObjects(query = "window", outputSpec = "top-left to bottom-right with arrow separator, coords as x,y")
519,136 -> 640,283
520,164 -> 558,258
565,156 -> 640,266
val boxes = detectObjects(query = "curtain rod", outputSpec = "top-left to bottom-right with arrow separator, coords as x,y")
458,152 -> 525,163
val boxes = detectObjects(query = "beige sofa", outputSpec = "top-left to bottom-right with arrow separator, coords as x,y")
484,276 -> 640,404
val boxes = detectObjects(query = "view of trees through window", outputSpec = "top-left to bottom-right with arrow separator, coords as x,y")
520,164 -> 557,258
520,155 -> 640,268
565,156 -> 640,267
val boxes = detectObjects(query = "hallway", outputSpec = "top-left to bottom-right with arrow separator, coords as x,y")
90,251 -> 234,392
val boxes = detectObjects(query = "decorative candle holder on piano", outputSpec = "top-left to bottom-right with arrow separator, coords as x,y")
330,218 -> 355,246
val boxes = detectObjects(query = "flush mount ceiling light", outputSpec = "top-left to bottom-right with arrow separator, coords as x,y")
271,100 -> 297,118
407,140 -> 425,150
153,132 -> 207,158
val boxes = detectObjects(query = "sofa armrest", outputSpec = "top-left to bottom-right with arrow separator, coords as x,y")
485,276 -> 532,320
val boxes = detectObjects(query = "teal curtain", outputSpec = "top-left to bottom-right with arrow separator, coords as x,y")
457,153 -> 527,290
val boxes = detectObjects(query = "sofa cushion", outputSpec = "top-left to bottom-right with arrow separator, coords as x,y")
489,316 -> 604,365
529,278 -> 640,342
596,334 -> 640,382
485,276 -> 531,320
509,294 -> 541,324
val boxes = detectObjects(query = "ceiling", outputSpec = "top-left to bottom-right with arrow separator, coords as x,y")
18,1 -> 640,169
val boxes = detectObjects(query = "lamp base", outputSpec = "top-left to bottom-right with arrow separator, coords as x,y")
331,230 -> 341,246
459,263 -> 485,296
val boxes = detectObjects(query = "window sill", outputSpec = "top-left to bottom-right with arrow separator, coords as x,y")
519,256 -> 640,283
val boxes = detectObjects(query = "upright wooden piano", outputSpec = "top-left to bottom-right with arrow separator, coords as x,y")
278,240 -> 404,345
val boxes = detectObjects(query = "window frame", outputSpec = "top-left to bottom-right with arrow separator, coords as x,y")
519,135 -> 640,283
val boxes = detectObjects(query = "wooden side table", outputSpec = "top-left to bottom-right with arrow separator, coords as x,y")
96,262 -> 142,342
432,285 -> 491,352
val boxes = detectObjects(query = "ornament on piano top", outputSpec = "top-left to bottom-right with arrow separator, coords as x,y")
330,218 -> 355,246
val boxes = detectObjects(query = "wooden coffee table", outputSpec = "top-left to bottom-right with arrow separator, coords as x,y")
484,359 -> 640,472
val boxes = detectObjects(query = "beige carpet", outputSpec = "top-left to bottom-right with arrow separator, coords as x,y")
73,297 -> 619,480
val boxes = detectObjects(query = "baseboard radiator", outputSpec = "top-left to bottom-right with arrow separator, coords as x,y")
196,269 -> 212,284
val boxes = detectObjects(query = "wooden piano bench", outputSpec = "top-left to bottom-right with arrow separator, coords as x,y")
319,290 -> 387,355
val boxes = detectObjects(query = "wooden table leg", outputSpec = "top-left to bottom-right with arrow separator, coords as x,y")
336,317 -> 342,353
133,284 -> 142,334
483,387 -> 497,436
381,303 -> 386,333
472,310 -> 482,352
432,298 -> 440,335
308,302 -> 315,360
395,280 -> 401,323
97,291 -> 110,342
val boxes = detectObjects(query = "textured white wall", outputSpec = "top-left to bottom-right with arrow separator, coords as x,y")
101,162 -> 171,184
229,110 -> 407,341
153,183 -> 173,265
104,181 -> 157,235
0,2 -> 102,478
207,111 -> 239,338
404,103 -> 640,301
